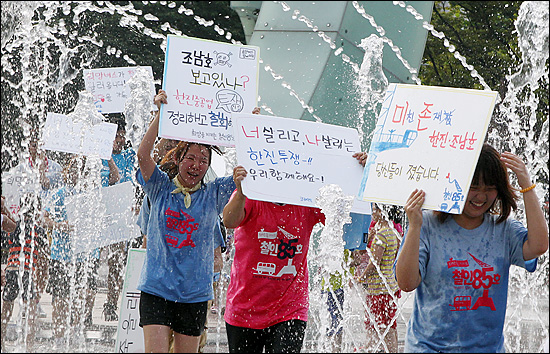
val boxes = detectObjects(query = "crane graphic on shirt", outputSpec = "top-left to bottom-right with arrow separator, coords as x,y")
253,226 -> 303,277
164,207 -> 198,248
448,253 -> 500,311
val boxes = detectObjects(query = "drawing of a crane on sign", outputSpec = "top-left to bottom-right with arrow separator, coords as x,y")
439,173 -> 464,214
359,85 -> 419,196
370,85 -> 418,155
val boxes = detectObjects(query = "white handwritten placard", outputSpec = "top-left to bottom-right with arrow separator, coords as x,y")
41,112 -> 117,159
234,113 -> 371,214
358,83 -> 498,214
1,168 -> 41,220
83,66 -> 157,114
158,34 -> 259,147
115,248 -> 146,353
65,181 -> 140,255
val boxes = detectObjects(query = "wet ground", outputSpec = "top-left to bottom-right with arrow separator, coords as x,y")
2,282 -> 411,353
2,262 -> 547,353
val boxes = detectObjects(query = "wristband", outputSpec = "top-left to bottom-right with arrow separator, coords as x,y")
520,183 -> 536,193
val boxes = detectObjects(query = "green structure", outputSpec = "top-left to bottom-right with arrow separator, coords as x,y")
230,1 -> 433,148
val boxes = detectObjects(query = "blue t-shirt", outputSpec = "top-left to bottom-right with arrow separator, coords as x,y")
45,186 -> 100,262
137,194 -> 151,235
399,212 -> 537,353
137,194 -> 225,241
136,165 -> 235,303
101,148 -> 136,187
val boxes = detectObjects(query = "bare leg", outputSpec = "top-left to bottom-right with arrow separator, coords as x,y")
104,242 -> 125,321
52,295 -> 69,340
1,300 -> 14,350
34,252 -> 49,317
173,332 -> 201,353
331,331 -> 343,352
365,326 -> 397,353
84,287 -> 96,326
143,324 -> 172,353
198,303 -> 209,353
384,327 -> 398,353
25,299 -> 38,350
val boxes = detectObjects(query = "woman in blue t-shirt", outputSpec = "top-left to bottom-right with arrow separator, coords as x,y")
136,89 -> 238,353
396,143 -> 548,352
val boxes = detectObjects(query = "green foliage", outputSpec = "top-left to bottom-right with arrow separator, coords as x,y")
419,0 -> 548,140
75,1 -> 246,85
419,1 -> 523,91
1,1 -> 245,170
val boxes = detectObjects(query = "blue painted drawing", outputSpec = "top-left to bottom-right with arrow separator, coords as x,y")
370,85 -> 418,154
439,173 -> 464,213
359,85 -> 419,197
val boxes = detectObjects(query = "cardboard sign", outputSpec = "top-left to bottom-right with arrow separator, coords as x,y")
115,248 -> 146,353
358,84 -> 498,214
83,66 -> 157,114
65,181 -> 140,255
1,161 -> 63,220
41,112 -> 117,159
234,113 -> 371,214
158,35 -> 259,147
1,168 -> 41,220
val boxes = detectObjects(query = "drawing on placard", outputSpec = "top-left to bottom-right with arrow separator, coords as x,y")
239,48 -> 256,60
213,51 -> 233,67
439,172 -> 465,214
216,89 -> 244,113
370,85 -> 419,155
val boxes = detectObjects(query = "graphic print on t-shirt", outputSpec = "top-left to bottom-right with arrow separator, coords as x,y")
448,253 -> 501,311
164,207 -> 199,248
253,226 -> 303,278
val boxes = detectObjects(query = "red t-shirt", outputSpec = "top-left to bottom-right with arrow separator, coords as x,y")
224,195 -> 325,329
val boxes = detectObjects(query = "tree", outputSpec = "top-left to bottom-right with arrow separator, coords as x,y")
419,1 -> 548,141
420,1 -> 523,90
1,1 -> 245,170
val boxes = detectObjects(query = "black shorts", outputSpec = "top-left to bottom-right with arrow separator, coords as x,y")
48,259 -> 71,298
139,291 -> 208,336
226,319 -> 307,353
2,270 -> 35,302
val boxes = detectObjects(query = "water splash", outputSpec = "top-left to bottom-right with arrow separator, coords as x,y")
315,184 -> 354,277
356,34 -> 389,110
393,1 -> 491,91
488,2 -> 549,352
507,1 -> 549,90
67,91 -> 105,128
353,1 -> 421,85
124,66 -> 155,150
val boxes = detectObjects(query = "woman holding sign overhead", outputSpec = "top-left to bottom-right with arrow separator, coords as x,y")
395,143 -> 548,352
136,89 -> 237,353
222,107 -> 369,353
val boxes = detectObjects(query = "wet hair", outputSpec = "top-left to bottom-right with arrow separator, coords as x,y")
387,205 -> 403,225
159,141 -> 222,180
435,143 -> 518,224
